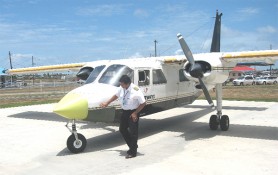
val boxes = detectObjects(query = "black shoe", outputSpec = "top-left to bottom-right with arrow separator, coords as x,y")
127,147 -> 137,154
125,154 -> 136,159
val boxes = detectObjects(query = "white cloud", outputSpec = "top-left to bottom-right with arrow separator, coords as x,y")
257,26 -> 277,34
77,4 -> 128,16
238,7 -> 259,15
232,7 -> 259,21
174,49 -> 183,55
128,52 -> 143,59
134,9 -> 149,18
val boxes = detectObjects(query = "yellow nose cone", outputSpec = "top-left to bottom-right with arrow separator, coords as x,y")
53,93 -> 88,120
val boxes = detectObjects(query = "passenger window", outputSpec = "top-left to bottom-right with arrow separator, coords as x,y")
179,69 -> 189,82
153,69 -> 167,84
138,70 -> 150,86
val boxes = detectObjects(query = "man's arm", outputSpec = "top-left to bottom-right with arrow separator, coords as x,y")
130,102 -> 146,122
134,102 -> 146,114
100,95 -> 118,108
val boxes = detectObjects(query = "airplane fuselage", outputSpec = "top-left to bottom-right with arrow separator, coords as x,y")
54,55 -> 221,123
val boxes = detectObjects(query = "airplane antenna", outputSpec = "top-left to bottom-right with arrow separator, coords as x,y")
9,51 -> 13,69
154,40 -> 158,57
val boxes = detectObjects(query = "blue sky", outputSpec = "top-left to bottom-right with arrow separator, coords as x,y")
0,0 -> 277,69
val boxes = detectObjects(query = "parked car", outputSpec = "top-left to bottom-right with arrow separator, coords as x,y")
255,77 -> 266,85
256,76 -> 278,85
266,76 -> 278,84
233,76 -> 255,86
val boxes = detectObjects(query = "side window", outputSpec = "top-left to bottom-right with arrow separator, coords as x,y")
138,70 -> 150,86
179,69 -> 189,82
153,69 -> 167,84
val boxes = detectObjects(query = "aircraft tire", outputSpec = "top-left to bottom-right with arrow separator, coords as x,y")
67,133 -> 87,153
209,115 -> 218,130
220,115 -> 229,131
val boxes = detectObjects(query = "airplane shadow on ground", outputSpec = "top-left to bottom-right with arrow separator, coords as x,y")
7,111 -> 118,131
54,106 -> 278,156
8,111 -> 67,122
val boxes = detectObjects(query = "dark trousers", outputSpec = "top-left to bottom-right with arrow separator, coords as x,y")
119,109 -> 139,155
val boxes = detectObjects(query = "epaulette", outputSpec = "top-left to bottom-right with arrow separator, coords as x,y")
133,86 -> 139,91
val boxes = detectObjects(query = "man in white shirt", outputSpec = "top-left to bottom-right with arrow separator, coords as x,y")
100,75 -> 146,159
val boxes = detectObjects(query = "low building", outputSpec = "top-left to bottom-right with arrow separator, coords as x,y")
229,66 -> 255,81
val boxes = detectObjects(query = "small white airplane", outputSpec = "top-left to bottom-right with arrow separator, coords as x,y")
51,12 -> 278,153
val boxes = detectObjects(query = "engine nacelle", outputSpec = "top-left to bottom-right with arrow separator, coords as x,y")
183,53 -> 230,89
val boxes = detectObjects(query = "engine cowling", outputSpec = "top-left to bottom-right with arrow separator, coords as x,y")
182,53 -> 230,90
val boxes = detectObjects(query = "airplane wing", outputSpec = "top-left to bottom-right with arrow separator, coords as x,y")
6,63 -> 87,75
157,56 -> 187,65
160,50 -> 278,67
221,50 -> 278,65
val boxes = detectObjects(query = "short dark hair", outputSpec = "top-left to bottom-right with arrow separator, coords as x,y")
119,75 -> 131,84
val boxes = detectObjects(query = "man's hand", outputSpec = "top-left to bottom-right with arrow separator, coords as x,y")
100,95 -> 118,108
100,102 -> 109,108
130,112 -> 138,122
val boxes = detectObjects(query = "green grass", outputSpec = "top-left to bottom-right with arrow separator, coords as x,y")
0,100 -> 58,108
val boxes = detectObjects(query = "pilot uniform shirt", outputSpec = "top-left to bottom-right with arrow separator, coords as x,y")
115,83 -> 145,110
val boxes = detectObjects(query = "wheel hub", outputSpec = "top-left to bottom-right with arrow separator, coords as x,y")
73,140 -> 82,149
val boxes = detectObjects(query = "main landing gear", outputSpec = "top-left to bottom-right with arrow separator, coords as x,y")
209,83 -> 230,131
209,113 -> 229,131
66,120 -> 87,153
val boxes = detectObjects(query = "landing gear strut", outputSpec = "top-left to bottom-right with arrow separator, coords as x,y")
66,119 -> 87,153
209,84 -> 229,131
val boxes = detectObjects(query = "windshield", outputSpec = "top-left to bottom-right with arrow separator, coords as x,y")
99,64 -> 134,87
85,65 -> 106,84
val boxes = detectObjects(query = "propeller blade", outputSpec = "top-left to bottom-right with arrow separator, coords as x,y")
177,33 -> 214,108
177,33 -> 195,66
198,77 -> 215,108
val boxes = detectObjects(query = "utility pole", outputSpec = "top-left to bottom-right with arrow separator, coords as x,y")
32,56 -> 35,66
9,51 -> 13,69
270,44 -> 272,75
32,56 -> 35,85
154,40 -> 158,57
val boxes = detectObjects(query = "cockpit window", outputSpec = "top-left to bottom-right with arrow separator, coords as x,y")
99,64 -> 134,87
85,65 -> 105,84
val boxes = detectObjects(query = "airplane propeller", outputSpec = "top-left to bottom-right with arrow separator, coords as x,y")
177,33 -> 215,108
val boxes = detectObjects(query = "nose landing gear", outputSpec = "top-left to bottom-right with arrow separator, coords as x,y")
66,120 -> 87,153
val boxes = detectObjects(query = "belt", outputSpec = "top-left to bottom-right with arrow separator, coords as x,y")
123,109 -> 136,111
